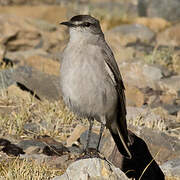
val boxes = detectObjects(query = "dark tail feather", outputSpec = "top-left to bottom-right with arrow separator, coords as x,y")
110,126 -> 132,159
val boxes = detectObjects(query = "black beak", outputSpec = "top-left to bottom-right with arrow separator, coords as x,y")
60,21 -> 76,27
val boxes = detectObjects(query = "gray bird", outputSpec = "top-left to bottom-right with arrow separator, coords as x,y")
60,15 -> 132,158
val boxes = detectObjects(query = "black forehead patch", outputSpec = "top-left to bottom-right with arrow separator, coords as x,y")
70,15 -> 98,23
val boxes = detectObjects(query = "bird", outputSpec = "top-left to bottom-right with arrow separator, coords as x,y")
59,15 -> 132,159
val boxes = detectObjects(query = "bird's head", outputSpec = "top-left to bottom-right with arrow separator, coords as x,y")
60,15 -> 103,41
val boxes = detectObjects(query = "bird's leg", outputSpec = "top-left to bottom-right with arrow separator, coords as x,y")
96,122 -> 105,152
85,118 -> 94,152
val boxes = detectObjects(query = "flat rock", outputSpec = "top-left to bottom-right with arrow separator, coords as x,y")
133,17 -> 170,33
161,158 -> 180,180
125,85 -> 145,107
119,61 -> 162,89
0,13 -> 67,54
6,84 -> 31,100
157,23 -> 180,47
106,24 -> 155,46
0,68 -> 15,89
12,66 -> 61,101
138,0 -> 180,22
24,55 -> 60,76
52,158 -> 129,180
6,49 -> 49,64
18,139 -> 46,150
66,125 -> 87,147
158,75 -> 180,95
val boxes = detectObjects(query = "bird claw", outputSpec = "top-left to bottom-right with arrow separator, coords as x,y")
76,148 -> 105,160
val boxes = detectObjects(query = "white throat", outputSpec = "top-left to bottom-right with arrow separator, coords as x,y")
69,28 -> 99,44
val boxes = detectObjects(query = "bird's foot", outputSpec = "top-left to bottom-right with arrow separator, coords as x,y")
76,148 -> 105,160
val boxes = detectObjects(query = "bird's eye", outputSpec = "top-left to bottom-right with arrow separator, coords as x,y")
84,22 -> 91,27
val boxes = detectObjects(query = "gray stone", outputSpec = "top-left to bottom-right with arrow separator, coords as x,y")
27,18 -> 57,32
119,61 -> 162,89
161,158 -> 180,179
157,23 -> 180,47
109,24 -> 155,43
13,66 -> 61,101
52,158 -> 129,180
138,0 -> 180,22
158,75 -> 180,95
23,122 -> 41,134
18,140 -> 46,150
80,131 -> 100,149
6,49 -> 49,63
0,68 -> 15,89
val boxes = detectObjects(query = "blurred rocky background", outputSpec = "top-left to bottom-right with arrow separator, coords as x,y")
0,0 -> 180,179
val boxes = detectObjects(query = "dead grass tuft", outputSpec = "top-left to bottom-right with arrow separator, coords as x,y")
0,157 -> 64,179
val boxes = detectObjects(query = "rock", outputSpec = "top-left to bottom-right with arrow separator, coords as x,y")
13,66 -> 61,101
26,18 -> 57,32
6,49 -> 49,64
6,84 -> 31,100
52,158 -> 129,180
161,158 -> 180,180
0,68 -> 16,89
119,61 -> 162,89
162,104 -> 180,116
80,130 -> 100,150
66,124 -> 87,147
157,23 -> 180,47
0,5 -> 67,24
19,136 -> 69,155
18,139 -> 46,150
106,24 -> 155,46
103,32 -> 137,62
138,0 -> 180,22
133,17 -> 171,33
0,14 -> 41,51
158,75 -> 180,95
159,93 -> 176,105
24,55 -> 60,76
0,13 -> 67,53
24,146 -> 41,154
125,85 -> 145,107
23,122 -> 41,134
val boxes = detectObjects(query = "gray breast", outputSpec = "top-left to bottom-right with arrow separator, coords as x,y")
60,44 -> 118,119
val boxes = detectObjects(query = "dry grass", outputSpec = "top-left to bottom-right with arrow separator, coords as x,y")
0,92 -> 78,179
0,157 -> 63,180
0,92 -> 77,140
